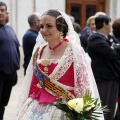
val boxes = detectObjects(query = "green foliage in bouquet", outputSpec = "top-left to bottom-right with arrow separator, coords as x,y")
54,91 -> 108,120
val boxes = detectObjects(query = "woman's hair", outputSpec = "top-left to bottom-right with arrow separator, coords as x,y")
95,15 -> 111,30
112,18 -> 120,38
42,9 -> 68,38
86,16 -> 95,27
73,22 -> 81,34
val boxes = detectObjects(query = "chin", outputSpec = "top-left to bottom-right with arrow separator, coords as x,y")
43,38 -> 50,42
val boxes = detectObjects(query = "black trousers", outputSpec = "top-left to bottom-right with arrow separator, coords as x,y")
0,72 -> 17,120
97,81 -> 119,120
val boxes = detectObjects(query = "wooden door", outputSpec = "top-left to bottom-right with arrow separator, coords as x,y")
66,0 -> 105,29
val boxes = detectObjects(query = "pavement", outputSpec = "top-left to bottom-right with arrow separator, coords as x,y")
3,47 -> 24,120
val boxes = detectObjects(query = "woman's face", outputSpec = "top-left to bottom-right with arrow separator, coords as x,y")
89,19 -> 96,32
40,15 -> 60,43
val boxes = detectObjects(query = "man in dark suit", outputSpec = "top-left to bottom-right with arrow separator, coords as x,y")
87,15 -> 120,120
23,12 -> 41,75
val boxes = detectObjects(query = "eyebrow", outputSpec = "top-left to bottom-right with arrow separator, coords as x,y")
46,23 -> 53,25
0,8 -> 5,10
40,23 -> 53,26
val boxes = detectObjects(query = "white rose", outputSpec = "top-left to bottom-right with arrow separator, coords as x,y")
74,101 -> 83,113
67,98 -> 84,112
67,99 -> 76,109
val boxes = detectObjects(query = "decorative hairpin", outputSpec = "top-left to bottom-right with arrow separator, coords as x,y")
57,15 -> 63,19
57,21 -> 66,26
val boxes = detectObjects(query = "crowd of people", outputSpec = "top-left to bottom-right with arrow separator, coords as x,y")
0,1 -> 120,120
75,12 -> 120,120
74,12 -> 120,120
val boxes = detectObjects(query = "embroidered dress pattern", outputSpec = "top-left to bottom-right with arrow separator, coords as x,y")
33,48 -> 75,100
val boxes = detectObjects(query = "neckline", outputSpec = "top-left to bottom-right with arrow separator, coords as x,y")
37,43 -> 71,78
39,38 -> 69,59
49,39 -> 64,54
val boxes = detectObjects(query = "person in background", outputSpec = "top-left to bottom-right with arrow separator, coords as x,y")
73,22 -> 81,37
5,11 -> 9,23
87,15 -> 120,120
112,18 -> 120,120
112,18 -> 120,42
68,15 -> 75,24
0,1 -> 20,120
69,15 -> 86,50
73,22 -> 87,51
86,15 -> 96,34
23,12 -> 41,75
81,11 -> 106,36
80,26 -> 88,36
73,22 -> 92,64
15,9 -> 103,120
80,15 -> 96,51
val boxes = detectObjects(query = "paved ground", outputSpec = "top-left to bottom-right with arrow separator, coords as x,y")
3,47 -> 24,120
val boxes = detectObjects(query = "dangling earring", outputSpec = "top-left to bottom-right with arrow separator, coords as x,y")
66,31 -> 68,36
60,31 -> 63,40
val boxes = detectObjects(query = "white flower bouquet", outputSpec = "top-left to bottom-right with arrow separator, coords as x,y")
54,91 -> 108,120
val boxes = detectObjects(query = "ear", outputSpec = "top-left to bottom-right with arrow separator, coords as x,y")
103,22 -> 108,28
103,22 -> 106,26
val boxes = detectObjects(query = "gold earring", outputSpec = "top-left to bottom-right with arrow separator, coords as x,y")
60,32 -> 63,39
66,31 -> 68,36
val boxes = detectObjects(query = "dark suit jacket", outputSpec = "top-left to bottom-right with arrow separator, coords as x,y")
87,32 -> 120,82
80,35 -> 88,52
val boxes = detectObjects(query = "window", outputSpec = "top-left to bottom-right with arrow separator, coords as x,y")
66,0 -> 105,29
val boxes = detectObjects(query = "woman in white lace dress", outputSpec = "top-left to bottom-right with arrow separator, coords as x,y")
15,9 -> 103,120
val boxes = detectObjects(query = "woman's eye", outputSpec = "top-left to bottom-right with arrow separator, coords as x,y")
40,25 -> 43,29
47,25 -> 52,29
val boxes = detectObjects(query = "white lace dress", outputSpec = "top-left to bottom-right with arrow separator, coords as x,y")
15,98 -> 70,120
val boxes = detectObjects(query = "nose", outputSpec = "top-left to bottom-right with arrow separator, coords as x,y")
93,24 -> 96,28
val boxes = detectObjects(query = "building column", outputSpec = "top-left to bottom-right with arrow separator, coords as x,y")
17,0 -> 35,45
106,0 -> 119,21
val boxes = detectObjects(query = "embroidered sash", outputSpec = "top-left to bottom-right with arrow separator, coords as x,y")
33,48 -> 75,100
